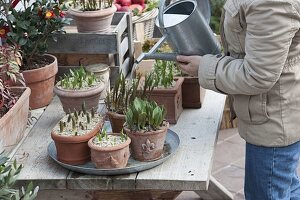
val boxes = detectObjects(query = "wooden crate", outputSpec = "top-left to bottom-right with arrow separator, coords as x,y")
220,97 -> 238,129
48,12 -> 134,83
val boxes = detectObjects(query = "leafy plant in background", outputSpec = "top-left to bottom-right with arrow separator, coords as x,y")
71,0 -> 113,11
125,97 -> 166,131
0,0 -> 71,69
0,45 -> 25,118
0,44 -> 24,86
58,67 -> 98,90
0,152 -> 39,200
209,0 -> 225,35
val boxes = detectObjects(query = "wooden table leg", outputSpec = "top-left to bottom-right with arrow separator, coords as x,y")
195,176 -> 234,200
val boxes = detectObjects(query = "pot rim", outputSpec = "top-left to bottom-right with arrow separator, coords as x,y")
51,120 -> 103,143
123,121 -> 169,136
88,133 -> 131,152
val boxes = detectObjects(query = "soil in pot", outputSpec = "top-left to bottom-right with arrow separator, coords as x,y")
88,133 -> 131,169
51,112 -> 104,165
22,54 -> 58,109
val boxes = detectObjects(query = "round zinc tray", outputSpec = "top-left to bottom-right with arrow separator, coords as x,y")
48,127 -> 180,175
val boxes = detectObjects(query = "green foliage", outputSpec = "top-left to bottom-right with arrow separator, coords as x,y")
0,45 -> 24,86
0,152 -> 39,200
153,60 -> 175,88
58,67 -> 97,90
59,103 -> 98,136
105,73 -> 139,114
144,0 -> 158,12
209,0 -> 225,34
125,98 -> 166,131
1,0 -> 71,69
71,0 -> 113,11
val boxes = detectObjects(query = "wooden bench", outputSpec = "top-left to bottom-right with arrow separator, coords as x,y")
11,90 -> 232,199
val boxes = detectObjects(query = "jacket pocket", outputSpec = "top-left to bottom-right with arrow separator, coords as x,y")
233,94 -> 270,124
223,0 -> 243,32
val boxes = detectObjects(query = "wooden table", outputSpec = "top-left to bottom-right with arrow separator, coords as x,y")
11,90 -> 232,200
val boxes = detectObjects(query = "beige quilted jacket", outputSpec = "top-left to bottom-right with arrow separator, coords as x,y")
199,0 -> 300,146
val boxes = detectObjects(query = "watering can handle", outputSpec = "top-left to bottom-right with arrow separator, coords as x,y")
158,0 -> 166,28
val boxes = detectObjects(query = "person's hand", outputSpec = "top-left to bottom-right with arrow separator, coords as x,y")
176,55 -> 202,77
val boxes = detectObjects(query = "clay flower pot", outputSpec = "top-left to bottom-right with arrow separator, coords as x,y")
0,87 -> 30,152
147,77 -> 184,124
22,54 -> 58,109
51,120 -> 103,165
179,76 -> 206,108
68,5 -> 117,33
106,111 -> 126,133
54,82 -> 105,113
88,133 -> 131,169
123,122 -> 169,161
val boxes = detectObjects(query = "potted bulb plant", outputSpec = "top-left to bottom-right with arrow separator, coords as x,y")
54,66 -> 105,113
88,128 -> 131,169
51,103 -> 104,165
124,97 -> 168,161
105,72 -> 140,133
67,0 -> 117,32
143,60 -> 184,124
2,0 -> 71,109
0,44 -> 31,153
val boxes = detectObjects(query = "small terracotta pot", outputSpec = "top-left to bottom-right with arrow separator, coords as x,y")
68,6 -> 117,33
22,54 -> 58,109
51,120 -> 103,165
54,82 -> 105,113
123,122 -> 169,161
88,133 -> 131,169
106,111 -> 126,133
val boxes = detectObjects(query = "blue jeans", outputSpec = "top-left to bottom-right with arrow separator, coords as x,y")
245,141 -> 300,200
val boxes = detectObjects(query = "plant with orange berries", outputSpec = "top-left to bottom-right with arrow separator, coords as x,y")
0,0 -> 71,69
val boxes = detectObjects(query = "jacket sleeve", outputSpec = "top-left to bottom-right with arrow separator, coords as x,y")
199,0 -> 300,95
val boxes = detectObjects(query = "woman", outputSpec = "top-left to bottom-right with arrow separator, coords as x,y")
176,0 -> 300,199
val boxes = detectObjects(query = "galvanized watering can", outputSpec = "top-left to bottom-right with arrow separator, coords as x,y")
135,0 -> 221,64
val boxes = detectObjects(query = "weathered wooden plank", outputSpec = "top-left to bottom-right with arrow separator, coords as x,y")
11,97 -> 68,190
66,172 -> 137,190
120,36 -> 129,59
126,13 -> 134,70
135,90 -> 226,191
49,34 -> 118,54
114,12 -> 129,36
120,57 -> 131,76
36,189 -> 181,200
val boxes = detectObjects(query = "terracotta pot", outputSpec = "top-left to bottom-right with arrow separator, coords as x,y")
148,77 -> 184,124
88,133 -> 131,169
106,111 -> 125,133
123,122 -> 169,161
54,82 -> 105,113
68,6 -> 117,33
180,76 -> 206,108
22,54 -> 58,109
51,120 -> 103,165
85,63 -> 110,100
0,87 -> 30,153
